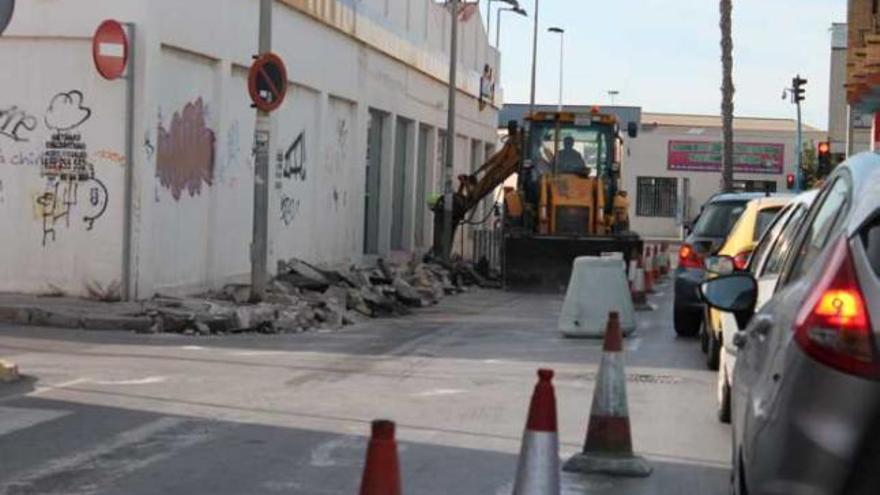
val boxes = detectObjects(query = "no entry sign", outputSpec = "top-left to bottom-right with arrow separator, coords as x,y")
93,20 -> 129,80
248,53 -> 288,113
0,0 -> 14,36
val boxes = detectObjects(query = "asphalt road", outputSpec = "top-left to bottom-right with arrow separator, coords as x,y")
0,279 -> 730,494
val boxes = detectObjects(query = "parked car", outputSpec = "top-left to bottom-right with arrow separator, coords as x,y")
701,153 -> 880,495
703,196 -> 792,370
711,190 -> 818,423
674,192 -> 774,337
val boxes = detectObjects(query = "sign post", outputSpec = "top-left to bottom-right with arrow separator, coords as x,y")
93,19 -> 135,300
0,0 -> 14,36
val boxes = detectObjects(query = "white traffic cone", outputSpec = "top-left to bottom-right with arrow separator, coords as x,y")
513,369 -> 560,495
563,313 -> 653,478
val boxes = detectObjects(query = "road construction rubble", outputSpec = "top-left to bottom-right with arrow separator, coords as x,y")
144,257 -> 500,336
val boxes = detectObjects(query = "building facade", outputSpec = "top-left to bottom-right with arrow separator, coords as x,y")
846,0 -> 880,152
0,0 -> 500,298
626,113 -> 824,239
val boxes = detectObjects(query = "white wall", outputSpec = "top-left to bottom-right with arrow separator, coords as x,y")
0,0 -> 500,298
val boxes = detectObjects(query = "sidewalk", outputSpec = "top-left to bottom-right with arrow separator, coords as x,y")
0,294 -> 153,332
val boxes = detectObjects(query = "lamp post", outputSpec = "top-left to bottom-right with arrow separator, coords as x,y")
608,90 -> 620,105
548,26 -> 564,111
495,6 -> 527,48
486,0 -> 519,45
528,0 -> 539,116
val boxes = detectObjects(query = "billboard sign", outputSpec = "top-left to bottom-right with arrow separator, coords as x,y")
668,140 -> 785,174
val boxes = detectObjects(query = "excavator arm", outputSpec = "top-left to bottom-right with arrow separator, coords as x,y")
431,125 -> 522,259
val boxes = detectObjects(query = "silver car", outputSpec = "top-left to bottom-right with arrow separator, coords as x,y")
701,153 -> 880,495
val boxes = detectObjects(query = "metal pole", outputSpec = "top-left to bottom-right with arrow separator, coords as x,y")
495,8 -> 503,48
486,0 -> 494,44
251,0 -> 272,301
528,0 -> 539,116
796,99 -> 803,192
442,0 -> 460,261
122,23 -> 136,301
557,31 -> 564,111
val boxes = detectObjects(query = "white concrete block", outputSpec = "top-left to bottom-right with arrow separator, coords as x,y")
558,257 -> 636,338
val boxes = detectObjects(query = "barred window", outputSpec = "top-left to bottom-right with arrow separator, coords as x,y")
636,177 -> 678,217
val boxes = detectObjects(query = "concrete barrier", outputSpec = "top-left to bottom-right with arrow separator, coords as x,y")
559,257 -> 636,338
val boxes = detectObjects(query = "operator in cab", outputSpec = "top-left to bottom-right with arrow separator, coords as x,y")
557,136 -> 589,175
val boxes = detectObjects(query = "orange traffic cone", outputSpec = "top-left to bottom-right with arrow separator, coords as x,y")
563,313 -> 653,477
359,420 -> 402,495
512,369 -> 560,495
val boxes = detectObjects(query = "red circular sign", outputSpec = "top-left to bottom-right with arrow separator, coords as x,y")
248,53 -> 288,113
92,20 -> 129,80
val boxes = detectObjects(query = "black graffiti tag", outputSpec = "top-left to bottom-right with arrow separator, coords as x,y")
0,106 -> 37,142
282,131 -> 306,181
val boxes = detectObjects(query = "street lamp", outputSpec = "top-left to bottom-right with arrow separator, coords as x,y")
486,0 -> 519,44
548,27 -> 565,111
495,6 -> 527,48
528,0 -> 540,116
608,90 -> 620,105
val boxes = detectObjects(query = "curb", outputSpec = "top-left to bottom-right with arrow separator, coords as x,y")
0,305 -> 153,332
0,359 -> 20,383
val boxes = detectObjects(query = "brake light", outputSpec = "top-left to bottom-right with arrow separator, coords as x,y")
733,249 -> 753,271
794,238 -> 879,380
678,243 -> 704,269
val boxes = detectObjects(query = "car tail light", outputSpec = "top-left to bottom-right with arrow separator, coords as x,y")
733,249 -> 753,271
794,238 -> 880,380
678,243 -> 704,269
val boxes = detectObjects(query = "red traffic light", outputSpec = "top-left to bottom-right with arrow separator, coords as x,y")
818,141 -> 831,155
786,173 -> 796,190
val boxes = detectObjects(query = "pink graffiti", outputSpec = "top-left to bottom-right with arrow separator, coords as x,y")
156,98 -> 215,200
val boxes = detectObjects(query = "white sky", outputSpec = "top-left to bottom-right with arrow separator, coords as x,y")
488,0 -> 846,129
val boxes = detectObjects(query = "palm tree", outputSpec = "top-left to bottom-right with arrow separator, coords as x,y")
720,0 -> 734,193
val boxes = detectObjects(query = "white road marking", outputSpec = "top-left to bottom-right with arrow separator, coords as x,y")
0,406 -> 70,437
309,436 -> 362,468
87,376 -> 167,386
227,350 -> 289,357
413,388 -> 466,397
30,378 -> 90,396
0,417 -> 210,495
180,345 -> 205,350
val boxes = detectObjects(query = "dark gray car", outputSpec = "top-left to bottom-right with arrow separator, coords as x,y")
701,153 -> 880,494
673,192 -> 768,336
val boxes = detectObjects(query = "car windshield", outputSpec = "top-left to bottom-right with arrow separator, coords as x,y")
754,207 -> 783,241
692,201 -> 747,238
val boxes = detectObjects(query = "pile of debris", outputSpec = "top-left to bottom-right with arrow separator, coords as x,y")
144,257 -> 500,336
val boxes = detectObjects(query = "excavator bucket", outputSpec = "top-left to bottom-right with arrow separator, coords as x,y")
503,234 -> 643,292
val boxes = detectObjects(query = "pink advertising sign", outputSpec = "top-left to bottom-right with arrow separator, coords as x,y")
668,140 -> 785,174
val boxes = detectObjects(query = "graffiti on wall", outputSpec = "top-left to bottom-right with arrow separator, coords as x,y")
156,98 -> 215,200
281,130 -> 306,181
35,91 -> 108,246
280,194 -> 300,226
0,105 -> 37,142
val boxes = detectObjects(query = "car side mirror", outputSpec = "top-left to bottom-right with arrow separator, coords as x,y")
700,274 -> 758,327
705,255 -> 735,276
627,122 -> 638,139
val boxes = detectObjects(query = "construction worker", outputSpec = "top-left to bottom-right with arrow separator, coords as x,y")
557,136 -> 589,175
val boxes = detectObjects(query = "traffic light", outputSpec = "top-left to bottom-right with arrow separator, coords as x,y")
817,141 -> 832,176
792,76 -> 807,103
786,173 -> 796,190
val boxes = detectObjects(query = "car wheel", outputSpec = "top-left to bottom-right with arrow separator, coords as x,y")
674,307 -> 701,337
706,329 -> 721,370
717,351 -> 731,423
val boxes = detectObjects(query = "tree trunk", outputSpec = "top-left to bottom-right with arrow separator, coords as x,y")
720,0 -> 734,193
